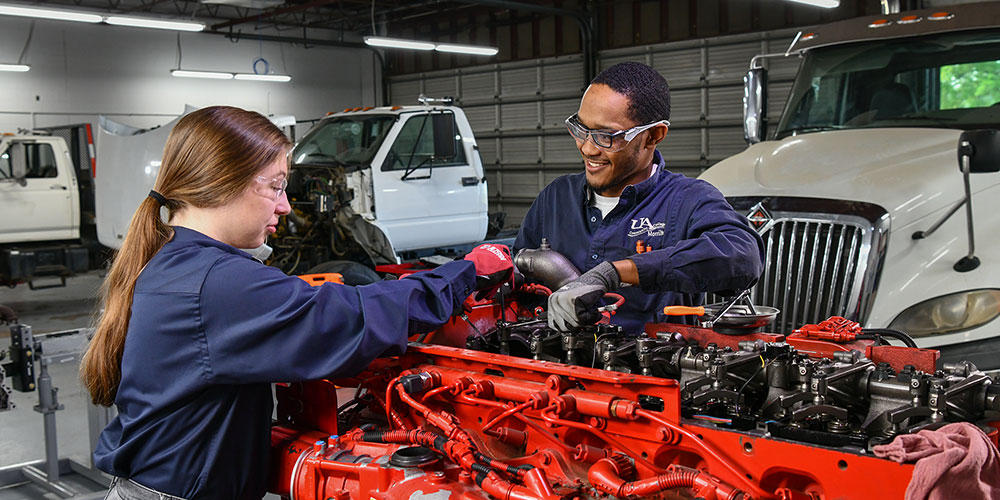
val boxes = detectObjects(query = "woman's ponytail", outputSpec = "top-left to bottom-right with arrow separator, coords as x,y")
80,196 -> 172,406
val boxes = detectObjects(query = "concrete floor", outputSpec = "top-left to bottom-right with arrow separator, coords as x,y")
0,272 -> 281,499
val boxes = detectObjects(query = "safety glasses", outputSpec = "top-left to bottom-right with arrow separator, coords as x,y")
565,114 -> 669,152
253,175 -> 288,201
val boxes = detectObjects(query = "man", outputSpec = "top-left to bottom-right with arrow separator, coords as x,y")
514,61 -> 763,333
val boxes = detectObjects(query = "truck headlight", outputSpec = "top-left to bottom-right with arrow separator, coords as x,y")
888,289 -> 1000,337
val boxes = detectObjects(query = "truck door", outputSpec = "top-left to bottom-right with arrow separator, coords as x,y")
371,111 -> 488,252
0,139 -> 78,243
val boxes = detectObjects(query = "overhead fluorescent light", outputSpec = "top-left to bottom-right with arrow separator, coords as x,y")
171,69 -> 233,80
786,0 -> 840,8
0,4 -> 102,23
234,73 -> 291,82
106,16 -> 204,31
434,43 -> 499,56
364,36 -> 435,51
0,63 -> 29,72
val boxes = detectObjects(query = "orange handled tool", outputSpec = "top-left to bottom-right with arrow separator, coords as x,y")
662,305 -> 706,316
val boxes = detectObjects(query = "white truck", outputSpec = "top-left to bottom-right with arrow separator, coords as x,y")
273,97 -> 491,281
0,99 -> 491,288
701,3 -> 1000,368
0,125 -> 99,289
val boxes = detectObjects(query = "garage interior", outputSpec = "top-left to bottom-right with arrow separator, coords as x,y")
3,0 -> 1000,499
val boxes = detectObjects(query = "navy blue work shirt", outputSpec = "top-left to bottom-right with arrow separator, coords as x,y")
93,226 -> 475,499
514,151 -> 763,334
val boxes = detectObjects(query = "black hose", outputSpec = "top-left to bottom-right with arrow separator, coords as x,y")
862,328 -> 918,348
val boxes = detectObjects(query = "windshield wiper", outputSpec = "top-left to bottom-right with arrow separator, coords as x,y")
294,153 -> 346,167
776,124 -> 847,138
872,115 -> 959,127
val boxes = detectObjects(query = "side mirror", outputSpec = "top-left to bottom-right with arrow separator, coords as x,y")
431,113 -> 457,161
959,129 -> 1000,173
9,142 -> 28,186
743,68 -> 768,144
916,129 -> 1000,271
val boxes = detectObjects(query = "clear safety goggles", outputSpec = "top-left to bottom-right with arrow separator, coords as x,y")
565,114 -> 669,152
254,175 -> 288,201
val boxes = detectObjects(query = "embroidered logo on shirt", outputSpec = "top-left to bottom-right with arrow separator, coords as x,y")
628,217 -> 665,237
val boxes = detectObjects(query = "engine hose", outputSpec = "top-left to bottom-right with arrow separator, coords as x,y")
358,429 -> 560,500
862,328 -> 918,348
475,451 -> 531,478
589,457 -> 744,500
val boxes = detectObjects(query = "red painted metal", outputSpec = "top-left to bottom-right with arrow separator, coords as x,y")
866,344 -> 940,374
270,341 -> 921,500
267,290 -> 997,500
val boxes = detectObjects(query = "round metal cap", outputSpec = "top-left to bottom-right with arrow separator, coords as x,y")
389,446 -> 439,468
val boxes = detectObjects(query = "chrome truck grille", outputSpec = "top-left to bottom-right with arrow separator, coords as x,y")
717,198 -> 890,334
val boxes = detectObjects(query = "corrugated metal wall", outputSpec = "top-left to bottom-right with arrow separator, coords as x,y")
388,28 -> 801,227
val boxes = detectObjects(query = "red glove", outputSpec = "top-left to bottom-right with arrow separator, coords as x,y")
463,244 -> 514,300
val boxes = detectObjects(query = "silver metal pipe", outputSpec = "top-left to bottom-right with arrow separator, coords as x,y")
514,239 -> 581,290
962,150 -> 976,259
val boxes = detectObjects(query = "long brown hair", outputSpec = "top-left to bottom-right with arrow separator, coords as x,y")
81,106 -> 292,406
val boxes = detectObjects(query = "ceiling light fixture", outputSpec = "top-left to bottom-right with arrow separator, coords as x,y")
434,43 -> 499,56
364,36 -> 498,56
364,36 -> 435,51
234,73 -> 291,82
0,63 -> 29,72
106,15 -> 204,31
786,0 -> 840,8
0,4 -> 204,31
171,69 -> 233,80
0,4 -> 101,23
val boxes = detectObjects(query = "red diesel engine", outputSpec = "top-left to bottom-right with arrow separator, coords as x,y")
268,281 -> 1000,499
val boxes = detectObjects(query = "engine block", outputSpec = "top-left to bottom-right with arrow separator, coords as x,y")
268,300 -> 1000,500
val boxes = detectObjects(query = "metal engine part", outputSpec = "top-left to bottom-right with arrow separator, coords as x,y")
268,293 -> 1000,500
514,239 -> 581,291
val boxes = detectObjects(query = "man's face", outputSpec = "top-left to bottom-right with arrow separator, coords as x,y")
573,83 -> 664,197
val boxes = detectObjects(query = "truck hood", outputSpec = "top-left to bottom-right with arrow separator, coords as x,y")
700,128 -> 999,232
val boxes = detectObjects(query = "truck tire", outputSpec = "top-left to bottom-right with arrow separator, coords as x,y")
306,261 -> 381,286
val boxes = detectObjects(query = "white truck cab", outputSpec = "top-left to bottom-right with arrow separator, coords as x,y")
701,3 -> 1000,368
283,98 -> 489,268
0,132 -> 92,288
0,135 -> 80,244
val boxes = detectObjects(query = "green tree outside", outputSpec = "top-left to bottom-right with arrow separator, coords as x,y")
940,60 -> 1000,109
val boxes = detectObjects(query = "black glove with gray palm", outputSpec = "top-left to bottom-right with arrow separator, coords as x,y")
547,261 -> 621,331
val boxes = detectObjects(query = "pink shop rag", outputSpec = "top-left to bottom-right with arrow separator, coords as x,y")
872,422 -> 1000,500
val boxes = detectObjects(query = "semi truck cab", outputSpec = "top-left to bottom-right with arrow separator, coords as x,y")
701,3 -> 1000,368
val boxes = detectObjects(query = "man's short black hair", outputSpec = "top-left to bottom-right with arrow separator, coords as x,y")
590,61 -> 671,125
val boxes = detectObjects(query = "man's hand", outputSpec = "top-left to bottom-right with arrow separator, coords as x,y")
463,244 -> 514,300
548,261 -> 621,331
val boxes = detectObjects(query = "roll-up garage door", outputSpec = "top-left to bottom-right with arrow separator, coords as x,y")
389,28 -> 800,228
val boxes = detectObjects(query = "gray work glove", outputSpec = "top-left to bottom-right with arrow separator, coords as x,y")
548,261 -> 621,331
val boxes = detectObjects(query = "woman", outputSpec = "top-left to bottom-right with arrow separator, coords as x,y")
80,106 -> 509,500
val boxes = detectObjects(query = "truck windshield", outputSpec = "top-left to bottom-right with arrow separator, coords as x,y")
776,28 -> 1000,139
292,115 -> 396,167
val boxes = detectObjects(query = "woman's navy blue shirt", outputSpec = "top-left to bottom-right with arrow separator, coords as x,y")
514,151 -> 764,334
93,226 -> 475,499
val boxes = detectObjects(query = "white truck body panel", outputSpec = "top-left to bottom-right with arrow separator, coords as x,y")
0,137 -> 79,244
292,104 -> 489,262
701,128 -> 1000,348
368,109 -> 488,252
94,115 -> 177,249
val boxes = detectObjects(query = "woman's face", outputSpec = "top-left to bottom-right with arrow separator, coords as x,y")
223,156 -> 291,249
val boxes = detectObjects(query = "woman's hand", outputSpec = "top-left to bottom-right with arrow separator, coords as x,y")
463,244 -> 514,300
